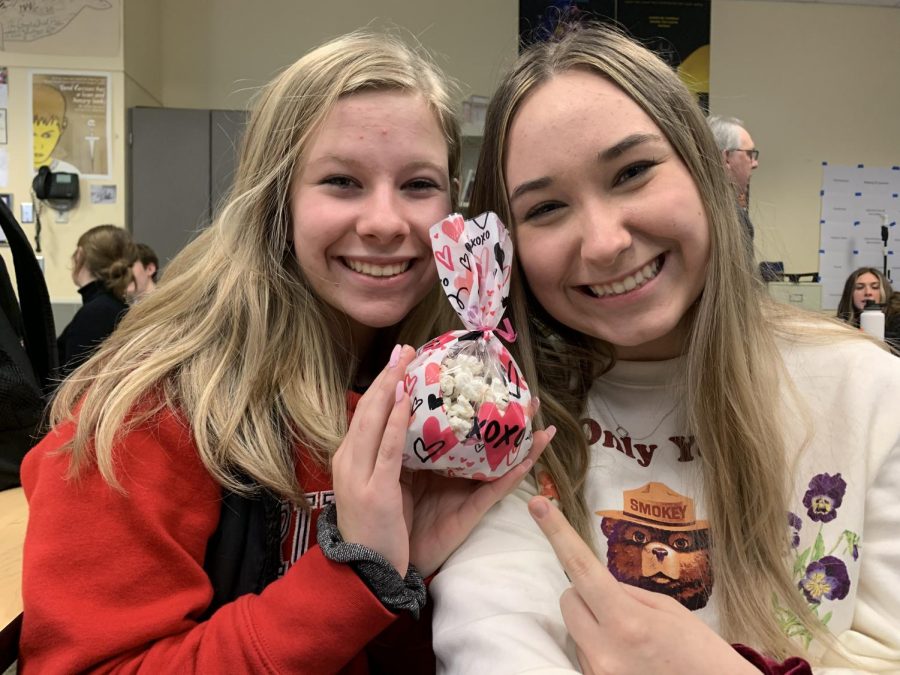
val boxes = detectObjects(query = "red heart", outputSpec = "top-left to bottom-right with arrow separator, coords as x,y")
441,216 -> 465,243
413,416 -> 459,463
477,402 -> 528,471
404,373 -> 418,393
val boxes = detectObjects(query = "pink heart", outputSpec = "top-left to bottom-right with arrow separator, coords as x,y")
425,362 -> 441,385
441,216 -> 465,243
435,245 -> 454,272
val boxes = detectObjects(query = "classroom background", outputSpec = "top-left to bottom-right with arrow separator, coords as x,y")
0,0 -> 898,324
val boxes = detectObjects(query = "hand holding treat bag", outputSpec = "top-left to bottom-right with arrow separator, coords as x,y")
402,212 -> 534,480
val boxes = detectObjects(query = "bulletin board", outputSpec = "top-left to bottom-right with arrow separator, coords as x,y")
818,164 -> 900,309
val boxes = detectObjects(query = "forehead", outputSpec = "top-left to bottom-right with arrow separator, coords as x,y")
736,127 -> 754,149
506,70 -> 661,171
856,272 -> 880,285
316,90 -> 444,144
515,69 -> 653,131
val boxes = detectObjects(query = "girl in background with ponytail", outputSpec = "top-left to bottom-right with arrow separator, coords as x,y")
57,223 -> 137,378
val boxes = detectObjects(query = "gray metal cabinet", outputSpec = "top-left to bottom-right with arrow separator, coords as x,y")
128,107 -> 247,268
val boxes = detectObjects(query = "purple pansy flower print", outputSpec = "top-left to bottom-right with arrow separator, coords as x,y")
802,472 -> 846,523
799,556 -> 851,604
788,512 -> 802,548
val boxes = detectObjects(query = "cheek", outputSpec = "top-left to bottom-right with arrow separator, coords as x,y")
516,229 -> 558,292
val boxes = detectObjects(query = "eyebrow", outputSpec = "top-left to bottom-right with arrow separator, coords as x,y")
508,132 -> 665,203
600,133 -> 664,161
309,154 -> 445,175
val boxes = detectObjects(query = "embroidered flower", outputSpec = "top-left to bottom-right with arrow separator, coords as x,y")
799,556 -> 851,604
802,473 -> 846,523
788,512 -> 802,548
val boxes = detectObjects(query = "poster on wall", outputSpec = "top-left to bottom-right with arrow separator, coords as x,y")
519,0 -> 710,109
30,71 -> 111,178
0,0 -> 120,58
818,163 -> 900,310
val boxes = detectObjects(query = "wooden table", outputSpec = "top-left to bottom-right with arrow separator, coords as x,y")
0,487 -> 26,668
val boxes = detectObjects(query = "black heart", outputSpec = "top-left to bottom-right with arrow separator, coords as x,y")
473,214 -> 489,230
494,242 -> 505,268
413,436 -> 446,463
428,394 -> 443,410
505,359 -> 522,399
458,254 -> 471,271
411,396 -> 424,414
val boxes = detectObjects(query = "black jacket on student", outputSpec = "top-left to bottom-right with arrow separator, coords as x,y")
57,280 -> 127,379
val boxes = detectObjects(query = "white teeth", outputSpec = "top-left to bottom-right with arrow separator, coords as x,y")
345,259 -> 410,277
588,258 -> 660,298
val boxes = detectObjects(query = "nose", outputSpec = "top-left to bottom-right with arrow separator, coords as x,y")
356,184 -> 410,243
651,547 -> 668,562
579,200 -> 632,268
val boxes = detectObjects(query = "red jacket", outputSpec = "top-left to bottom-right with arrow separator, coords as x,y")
20,398 -> 432,674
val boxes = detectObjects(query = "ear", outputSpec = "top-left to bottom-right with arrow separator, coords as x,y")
600,516 -> 619,538
721,149 -> 731,165
148,262 -> 158,277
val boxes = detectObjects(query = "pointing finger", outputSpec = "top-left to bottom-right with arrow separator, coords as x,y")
528,495 -> 625,614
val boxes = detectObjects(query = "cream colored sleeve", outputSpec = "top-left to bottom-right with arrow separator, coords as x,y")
431,478 -> 580,675
815,443 -> 900,674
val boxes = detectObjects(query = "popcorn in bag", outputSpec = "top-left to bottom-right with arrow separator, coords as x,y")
402,212 -> 534,480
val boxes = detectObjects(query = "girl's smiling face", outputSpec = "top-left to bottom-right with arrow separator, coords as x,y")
290,90 -> 451,348
506,70 -> 710,360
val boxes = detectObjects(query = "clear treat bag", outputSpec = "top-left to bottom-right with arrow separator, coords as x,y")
402,212 -> 534,480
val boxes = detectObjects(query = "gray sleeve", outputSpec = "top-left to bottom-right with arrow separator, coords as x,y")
316,502 -> 427,619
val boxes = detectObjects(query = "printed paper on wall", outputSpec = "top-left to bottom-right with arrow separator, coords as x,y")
30,71 -> 111,178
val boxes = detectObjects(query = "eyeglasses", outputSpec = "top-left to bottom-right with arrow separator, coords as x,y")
728,148 -> 759,161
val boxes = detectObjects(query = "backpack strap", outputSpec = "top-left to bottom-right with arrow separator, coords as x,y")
0,200 -> 57,392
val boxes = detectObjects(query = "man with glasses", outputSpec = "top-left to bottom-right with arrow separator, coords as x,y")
707,115 -> 759,244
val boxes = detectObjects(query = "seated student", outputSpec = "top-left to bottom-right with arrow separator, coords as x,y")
56,224 -> 136,379
431,24 -> 900,673
129,242 -> 159,300
835,266 -> 892,327
20,31 -> 549,673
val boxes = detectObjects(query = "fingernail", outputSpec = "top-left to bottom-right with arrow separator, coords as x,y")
529,496 -> 549,519
533,397 -> 541,413
545,425 -> 557,442
388,344 -> 401,368
395,380 -> 405,402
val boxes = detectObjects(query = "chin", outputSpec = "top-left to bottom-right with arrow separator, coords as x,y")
348,307 -> 414,331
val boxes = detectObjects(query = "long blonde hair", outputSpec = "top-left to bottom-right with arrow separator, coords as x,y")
470,23 -> 844,659
52,30 -> 461,504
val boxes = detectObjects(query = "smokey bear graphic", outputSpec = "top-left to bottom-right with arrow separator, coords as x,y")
596,482 -> 713,611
